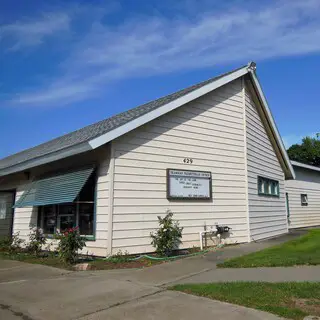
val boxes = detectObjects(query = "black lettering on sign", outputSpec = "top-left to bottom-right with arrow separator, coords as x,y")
183,158 -> 193,164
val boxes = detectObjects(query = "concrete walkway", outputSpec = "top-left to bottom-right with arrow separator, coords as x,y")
171,265 -> 320,285
0,262 -> 283,320
0,229 -> 318,320
102,228 -> 320,287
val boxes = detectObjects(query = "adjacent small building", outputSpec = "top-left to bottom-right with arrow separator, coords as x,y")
0,62 -> 317,256
285,161 -> 320,229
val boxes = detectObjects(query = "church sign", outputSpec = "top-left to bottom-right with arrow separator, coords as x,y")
167,169 -> 212,200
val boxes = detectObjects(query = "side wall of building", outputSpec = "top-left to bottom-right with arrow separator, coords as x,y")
0,146 -> 111,256
285,166 -> 320,228
245,85 -> 288,241
111,79 -> 249,254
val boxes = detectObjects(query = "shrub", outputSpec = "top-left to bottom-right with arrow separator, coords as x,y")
0,236 -> 12,252
0,232 -> 25,254
108,249 -> 131,263
27,226 -> 46,256
56,227 -> 86,264
150,210 -> 183,256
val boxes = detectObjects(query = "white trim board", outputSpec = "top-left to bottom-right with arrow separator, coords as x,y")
248,70 -> 295,179
89,66 -> 249,149
0,62 -> 295,180
291,161 -> 320,173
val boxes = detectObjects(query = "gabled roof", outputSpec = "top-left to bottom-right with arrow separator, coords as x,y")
291,161 -> 320,173
0,62 -> 295,179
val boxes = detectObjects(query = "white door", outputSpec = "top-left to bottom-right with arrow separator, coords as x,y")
0,192 -> 15,237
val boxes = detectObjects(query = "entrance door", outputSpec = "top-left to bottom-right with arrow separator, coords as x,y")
286,192 -> 290,224
0,192 -> 15,237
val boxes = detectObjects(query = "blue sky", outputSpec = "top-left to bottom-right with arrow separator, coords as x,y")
1,0 -> 320,159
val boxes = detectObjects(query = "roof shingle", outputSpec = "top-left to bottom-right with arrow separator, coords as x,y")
0,66 -> 245,171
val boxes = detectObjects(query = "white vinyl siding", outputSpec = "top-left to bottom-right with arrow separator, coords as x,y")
112,79 -> 249,254
245,86 -> 287,241
286,167 -> 320,229
5,148 -> 111,257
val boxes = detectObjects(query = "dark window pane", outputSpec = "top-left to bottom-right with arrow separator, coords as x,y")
78,173 -> 95,202
58,204 -> 76,232
59,215 -> 75,231
42,206 -> 56,234
79,203 -> 94,235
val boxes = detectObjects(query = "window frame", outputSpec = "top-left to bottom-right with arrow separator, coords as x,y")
257,176 -> 280,197
301,194 -> 308,206
37,172 -> 97,241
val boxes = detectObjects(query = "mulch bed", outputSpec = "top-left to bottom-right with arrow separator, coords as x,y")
89,258 -> 164,270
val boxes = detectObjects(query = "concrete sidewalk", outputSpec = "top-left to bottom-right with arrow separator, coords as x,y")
0,264 -> 283,320
171,265 -> 320,285
77,290 -> 283,320
99,228 -> 320,287
0,229 -> 317,320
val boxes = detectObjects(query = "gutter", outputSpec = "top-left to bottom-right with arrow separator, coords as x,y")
0,141 -> 92,177
246,65 -> 296,180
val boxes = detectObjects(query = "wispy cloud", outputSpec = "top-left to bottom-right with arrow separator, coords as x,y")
1,12 -> 70,51
5,0 -> 320,107
282,132 -> 319,148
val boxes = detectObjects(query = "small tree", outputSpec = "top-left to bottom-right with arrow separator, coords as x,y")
56,227 -> 86,265
150,210 -> 183,256
287,135 -> 320,167
27,226 -> 46,256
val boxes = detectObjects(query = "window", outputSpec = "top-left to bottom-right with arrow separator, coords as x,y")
38,172 -> 96,238
301,194 -> 308,206
258,176 -> 279,197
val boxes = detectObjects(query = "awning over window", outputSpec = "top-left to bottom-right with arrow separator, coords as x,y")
14,167 -> 94,208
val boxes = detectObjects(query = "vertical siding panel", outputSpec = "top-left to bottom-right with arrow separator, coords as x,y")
286,167 -> 320,228
85,152 -> 110,256
245,87 -> 287,241
112,79 -> 249,254
12,183 -> 37,240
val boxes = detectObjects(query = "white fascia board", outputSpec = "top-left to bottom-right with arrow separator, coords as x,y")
248,71 -> 296,180
0,142 -> 92,177
89,66 -> 249,149
291,161 -> 320,173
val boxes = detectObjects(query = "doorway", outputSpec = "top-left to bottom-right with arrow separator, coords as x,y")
286,192 -> 290,224
0,191 -> 15,238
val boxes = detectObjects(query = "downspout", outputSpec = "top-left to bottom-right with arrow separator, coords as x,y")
107,142 -> 115,256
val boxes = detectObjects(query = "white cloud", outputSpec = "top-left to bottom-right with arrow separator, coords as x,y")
5,0 -> 320,106
1,12 -> 70,51
282,132 -> 318,148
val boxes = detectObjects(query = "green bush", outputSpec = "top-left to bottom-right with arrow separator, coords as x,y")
27,226 -> 47,256
0,236 -> 12,252
150,210 -> 183,256
56,227 -> 86,264
0,232 -> 24,254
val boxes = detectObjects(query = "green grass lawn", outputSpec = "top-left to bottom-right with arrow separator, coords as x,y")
171,282 -> 320,320
218,229 -> 320,268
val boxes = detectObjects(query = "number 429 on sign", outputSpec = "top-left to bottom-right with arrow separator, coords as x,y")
183,158 -> 193,164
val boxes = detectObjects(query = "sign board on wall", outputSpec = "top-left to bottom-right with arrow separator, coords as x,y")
167,169 -> 212,200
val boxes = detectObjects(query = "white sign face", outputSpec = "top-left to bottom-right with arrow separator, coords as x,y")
167,169 -> 212,199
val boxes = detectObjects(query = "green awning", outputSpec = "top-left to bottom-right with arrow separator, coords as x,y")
14,167 -> 94,208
